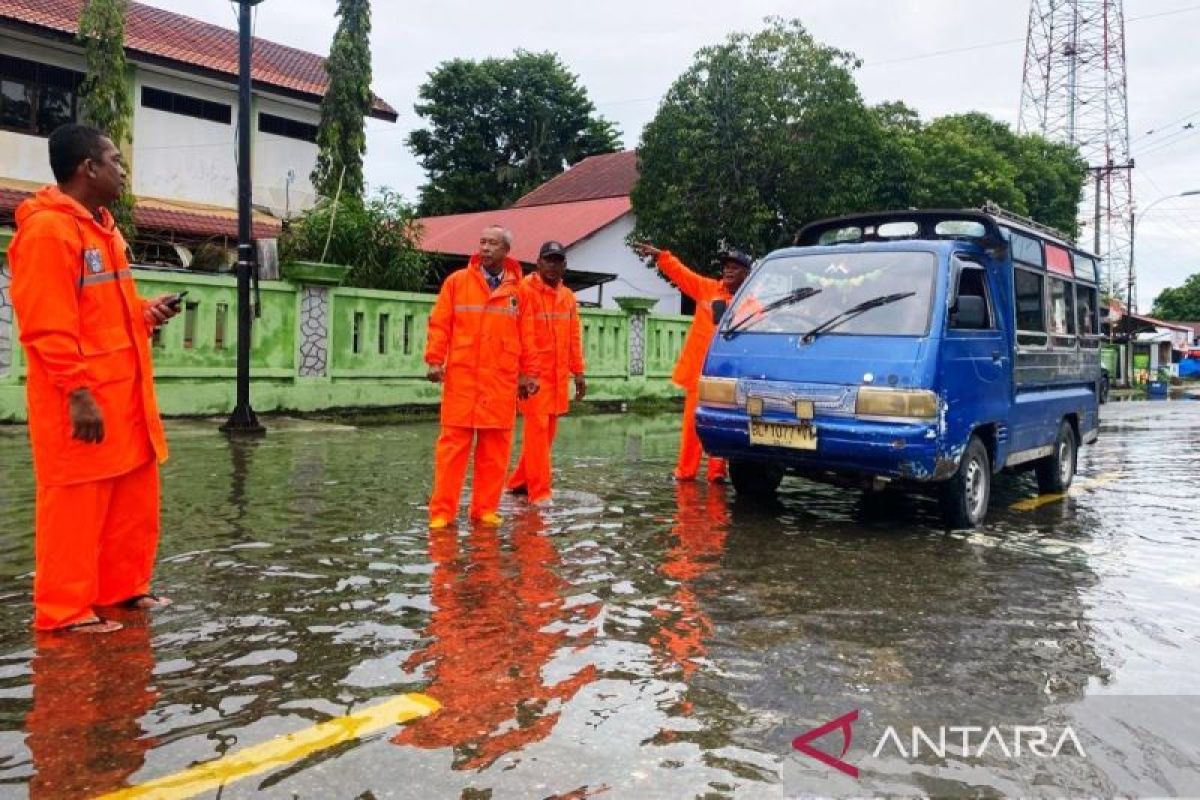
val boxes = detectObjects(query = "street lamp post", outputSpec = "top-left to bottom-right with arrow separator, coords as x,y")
1125,188 -> 1200,385
221,0 -> 266,435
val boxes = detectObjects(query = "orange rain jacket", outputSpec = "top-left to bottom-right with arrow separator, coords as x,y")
425,255 -> 539,429
517,273 -> 585,417
657,251 -> 732,391
9,187 -> 167,487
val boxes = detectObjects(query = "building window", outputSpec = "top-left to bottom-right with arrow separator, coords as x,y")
258,112 -> 318,143
0,54 -> 82,136
352,311 -> 364,354
141,86 -> 232,125
403,315 -> 414,355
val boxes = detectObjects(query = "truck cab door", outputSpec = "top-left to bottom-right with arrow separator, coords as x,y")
942,258 -> 1012,460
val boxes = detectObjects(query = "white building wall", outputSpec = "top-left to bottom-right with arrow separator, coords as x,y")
566,214 -> 682,314
253,96 -> 319,218
0,34 -> 86,185
132,69 -> 238,208
3,30 -> 335,218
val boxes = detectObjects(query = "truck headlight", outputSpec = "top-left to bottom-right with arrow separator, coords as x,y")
855,387 -> 939,420
698,377 -> 737,406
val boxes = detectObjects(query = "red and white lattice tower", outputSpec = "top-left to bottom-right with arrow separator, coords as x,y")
1018,0 -> 1133,301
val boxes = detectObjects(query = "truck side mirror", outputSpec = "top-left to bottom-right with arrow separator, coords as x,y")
712,299 -> 728,325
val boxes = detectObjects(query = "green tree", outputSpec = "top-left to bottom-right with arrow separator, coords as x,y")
77,0 -> 136,236
313,0 -> 373,200
911,113 -> 1086,237
632,18 -> 891,270
408,51 -> 621,215
1151,273 -> 1200,320
632,19 -> 1088,273
279,189 -> 427,292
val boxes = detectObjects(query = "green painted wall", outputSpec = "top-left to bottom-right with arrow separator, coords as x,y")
0,247 -> 688,421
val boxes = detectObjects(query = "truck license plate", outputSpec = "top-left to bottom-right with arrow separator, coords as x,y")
749,419 -> 817,450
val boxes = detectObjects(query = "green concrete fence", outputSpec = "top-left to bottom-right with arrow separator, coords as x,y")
0,234 -> 689,420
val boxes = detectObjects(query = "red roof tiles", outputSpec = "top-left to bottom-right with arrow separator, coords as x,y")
0,183 -> 281,240
512,151 -> 639,208
417,197 -> 632,265
0,0 -> 396,119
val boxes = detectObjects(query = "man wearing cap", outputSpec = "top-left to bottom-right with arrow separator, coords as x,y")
506,241 -> 587,505
425,225 -> 540,528
631,242 -> 753,482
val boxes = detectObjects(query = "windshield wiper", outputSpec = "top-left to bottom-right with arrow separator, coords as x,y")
722,286 -> 821,339
800,291 -> 916,344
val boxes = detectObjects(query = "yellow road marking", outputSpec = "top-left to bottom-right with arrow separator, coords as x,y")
98,693 -> 440,800
1009,472 -> 1120,511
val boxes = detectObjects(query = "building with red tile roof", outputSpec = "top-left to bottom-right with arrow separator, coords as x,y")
0,0 -> 394,260
416,151 -> 685,312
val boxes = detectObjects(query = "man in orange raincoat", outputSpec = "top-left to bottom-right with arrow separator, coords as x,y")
8,124 -> 179,633
631,242 -> 753,482
505,241 -> 586,505
425,225 -> 539,528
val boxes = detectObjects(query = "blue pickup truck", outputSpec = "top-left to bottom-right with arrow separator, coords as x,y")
695,207 -> 1103,528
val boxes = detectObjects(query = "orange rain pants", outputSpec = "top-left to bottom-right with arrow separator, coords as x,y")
32,459 -> 160,629
9,186 -> 168,629
656,251 -> 730,481
506,273 -> 585,503
425,255 -> 538,521
506,413 -> 560,503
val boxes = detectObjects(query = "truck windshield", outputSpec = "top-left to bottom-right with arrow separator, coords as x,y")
727,251 -> 937,337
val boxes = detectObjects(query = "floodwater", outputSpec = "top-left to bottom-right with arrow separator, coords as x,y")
0,402 -> 1198,798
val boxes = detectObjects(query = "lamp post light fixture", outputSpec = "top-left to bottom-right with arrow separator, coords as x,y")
221,0 -> 267,435
1125,188 -> 1200,385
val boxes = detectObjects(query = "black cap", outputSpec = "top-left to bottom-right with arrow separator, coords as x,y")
718,248 -> 753,270
539,240 -> 567,259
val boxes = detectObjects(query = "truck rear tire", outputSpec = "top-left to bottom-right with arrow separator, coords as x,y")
1035,420 -> 1076,494
729,459 -> 784,499
939,436 -> 991,529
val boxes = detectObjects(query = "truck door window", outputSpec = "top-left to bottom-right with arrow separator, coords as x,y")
950,263 -> 993,329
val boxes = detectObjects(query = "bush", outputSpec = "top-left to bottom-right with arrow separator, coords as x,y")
279,189 -> 428,292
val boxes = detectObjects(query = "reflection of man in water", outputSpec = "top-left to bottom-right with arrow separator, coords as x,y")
25,618 -> 157,797
650,483 -> 729,681
393,511 -> 599,769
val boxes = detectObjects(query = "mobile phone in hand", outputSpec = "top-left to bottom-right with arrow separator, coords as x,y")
165,290 -> 189,309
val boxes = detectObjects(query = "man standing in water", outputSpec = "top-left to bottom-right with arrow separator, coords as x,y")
9,124 -> 179,633
425,225 -> 539,527
506,241 -> 587,505
631,242 -> 752,482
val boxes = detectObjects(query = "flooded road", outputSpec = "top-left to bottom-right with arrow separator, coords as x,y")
0,401 -> 1198,798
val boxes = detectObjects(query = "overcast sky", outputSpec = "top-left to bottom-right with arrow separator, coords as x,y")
150,0 -> 1200,310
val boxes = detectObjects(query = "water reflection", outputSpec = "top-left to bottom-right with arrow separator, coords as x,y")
25,616 -> 156,798
393,510 -> 599,770
651,482 -> 729,682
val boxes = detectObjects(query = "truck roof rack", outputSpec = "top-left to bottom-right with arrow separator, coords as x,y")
979,201 -> 1076,247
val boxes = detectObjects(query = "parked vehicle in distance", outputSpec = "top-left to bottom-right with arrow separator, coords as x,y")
695,206 -> 1104,528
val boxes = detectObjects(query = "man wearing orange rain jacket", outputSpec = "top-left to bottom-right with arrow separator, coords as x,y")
425,225 -> 540,528
631,242 -> 753,482
8,125 -> 179,633
505,241 -> 586,506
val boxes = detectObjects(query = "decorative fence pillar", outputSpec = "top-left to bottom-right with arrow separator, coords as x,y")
281,261 -> 349,379
614,296 -> 657,377
0,232 -> 13,379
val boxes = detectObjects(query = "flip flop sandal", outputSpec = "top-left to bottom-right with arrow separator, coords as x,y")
120,594 -> 173,610
64,617 -> 123,634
